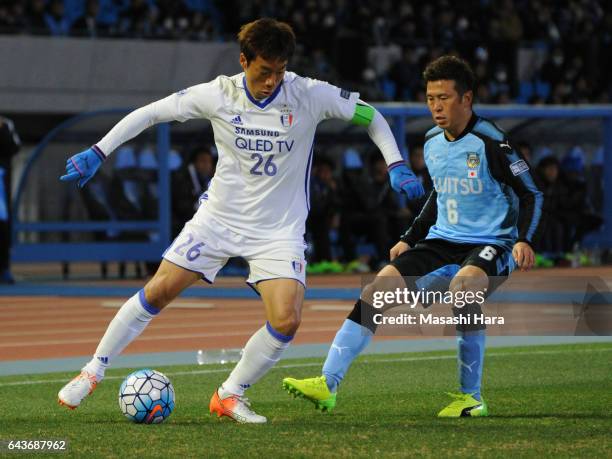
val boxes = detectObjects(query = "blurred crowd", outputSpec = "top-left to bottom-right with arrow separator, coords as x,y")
1,0 -> 611,103
0,0 -> 222,40
530,145 -> 604,267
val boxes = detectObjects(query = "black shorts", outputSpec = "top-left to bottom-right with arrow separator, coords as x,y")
391,238 -> 513,278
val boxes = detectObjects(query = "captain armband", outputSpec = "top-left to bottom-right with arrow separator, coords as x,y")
350,103 -> 375,126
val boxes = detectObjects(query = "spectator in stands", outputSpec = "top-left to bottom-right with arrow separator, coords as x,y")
534,156 -> 567,260
71,0 -> 101,37
516,141 -> 533,163
338,149 -> 387,272
406,144 -> 432,222
120,0 -> 156,38
94,0 -> 123,35
154,0 -> 191,39
370,155 -> 411,256
171,146 -> 215,237
26,0 -> 47,34
45,0 -> 70,36
559,147 -> 603,249
306,155 -> 341,273
0,116 -> 21,284
390,46 -> 422,101
409,144 -> 432,193
0,1 -> 27,33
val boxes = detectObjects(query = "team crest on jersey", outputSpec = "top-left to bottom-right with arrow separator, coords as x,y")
280,113 -> 294,127
291,259 -> 303,274
467,153 -> 480,168
467,153 -> 479,178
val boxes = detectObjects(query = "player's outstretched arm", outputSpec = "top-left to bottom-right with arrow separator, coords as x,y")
310,81 -> 423,200
357,103 -> 425,200
60,84 -> 213,188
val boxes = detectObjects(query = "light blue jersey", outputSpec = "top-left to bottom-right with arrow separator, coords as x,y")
403,114 -> 543,251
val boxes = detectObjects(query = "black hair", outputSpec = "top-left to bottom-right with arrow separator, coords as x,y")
238,18 -> 296,64
423,55 -> 476,96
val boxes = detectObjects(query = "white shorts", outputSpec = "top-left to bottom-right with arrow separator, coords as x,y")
162,211 -> 307,288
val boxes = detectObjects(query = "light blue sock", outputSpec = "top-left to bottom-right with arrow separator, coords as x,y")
457,330 -> 486,401
322,319 -> 373,392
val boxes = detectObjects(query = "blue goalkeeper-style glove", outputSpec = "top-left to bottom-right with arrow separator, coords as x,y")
60,146 -> 106,188
388,161 -> 425,200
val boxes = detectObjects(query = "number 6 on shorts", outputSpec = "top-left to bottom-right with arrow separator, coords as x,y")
478,246 -> 497,261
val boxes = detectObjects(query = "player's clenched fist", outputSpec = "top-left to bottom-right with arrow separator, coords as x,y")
390,240 -> 410,261
387,161 -> 425,200
60,146 -> 106,188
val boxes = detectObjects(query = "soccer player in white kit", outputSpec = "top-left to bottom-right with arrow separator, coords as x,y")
57,18 -> 425,423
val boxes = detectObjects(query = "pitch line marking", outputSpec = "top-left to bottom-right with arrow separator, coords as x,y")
0,346 -> 610,387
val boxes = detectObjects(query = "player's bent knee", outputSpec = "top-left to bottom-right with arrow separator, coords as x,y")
449,267 -> 488,332
143,281 -> 173,310
377,264 -> 402,277
362,271 -> 404,304
269,314 -> 301,337
449,267 -> 488,296
144,261 -> 199,309
143,274 -> 184,309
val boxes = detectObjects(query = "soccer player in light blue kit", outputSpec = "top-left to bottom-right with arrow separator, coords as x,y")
284,55 -> 543,417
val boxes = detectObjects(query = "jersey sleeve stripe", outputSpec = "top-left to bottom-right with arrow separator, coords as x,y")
507,150 -> 543,241
304,142 -> 315,212
473,118 -> 505,141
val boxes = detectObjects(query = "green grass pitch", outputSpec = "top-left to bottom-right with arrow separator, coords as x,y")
1,343 -> 610,458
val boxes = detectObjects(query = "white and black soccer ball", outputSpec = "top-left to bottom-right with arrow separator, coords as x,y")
118,369 -> 175,424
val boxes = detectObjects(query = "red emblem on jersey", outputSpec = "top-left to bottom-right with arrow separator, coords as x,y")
280,113 -> 293,127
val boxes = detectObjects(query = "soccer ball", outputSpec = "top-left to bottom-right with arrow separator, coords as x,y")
118,369 -> 175,424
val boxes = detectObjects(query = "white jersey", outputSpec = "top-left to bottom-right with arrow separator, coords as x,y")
192,72 -> 359,240
98,71 -> 359,242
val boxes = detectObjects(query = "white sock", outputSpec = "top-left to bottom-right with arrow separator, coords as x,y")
219,322 -> 292,397
83,290 -> 159,381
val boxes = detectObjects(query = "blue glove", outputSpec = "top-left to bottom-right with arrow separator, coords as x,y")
388,161 -> 425,200
60,146 -> 106,188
